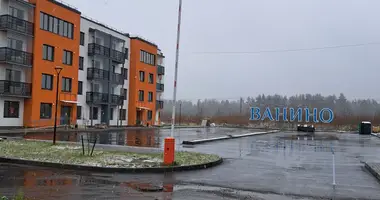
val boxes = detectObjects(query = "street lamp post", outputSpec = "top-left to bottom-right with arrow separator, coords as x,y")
53,66 -> 63,145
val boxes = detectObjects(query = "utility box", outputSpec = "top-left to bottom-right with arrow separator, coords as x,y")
359,121 -> 372,135
163,137 -> 175,165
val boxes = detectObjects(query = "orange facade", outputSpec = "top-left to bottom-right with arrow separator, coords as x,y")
128,38 -> 158,126
24,0 -> 80,127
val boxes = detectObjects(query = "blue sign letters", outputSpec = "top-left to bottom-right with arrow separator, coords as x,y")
249,107 -> 334,123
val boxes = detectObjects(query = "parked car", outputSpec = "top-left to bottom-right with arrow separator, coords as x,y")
297,124 -> 315,132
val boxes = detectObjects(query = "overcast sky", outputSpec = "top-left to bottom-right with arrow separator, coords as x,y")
62,0 -> 380,101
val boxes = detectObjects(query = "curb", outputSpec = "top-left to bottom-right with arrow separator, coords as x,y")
364,162 -> 380,181
0,156 -> 223,173
182,130 -> 279,145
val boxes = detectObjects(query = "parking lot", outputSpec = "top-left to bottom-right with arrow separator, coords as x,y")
1,129 -> 380,199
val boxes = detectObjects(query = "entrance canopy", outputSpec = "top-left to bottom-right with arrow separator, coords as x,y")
61,100 -> 80,104
137,106 -> 150,110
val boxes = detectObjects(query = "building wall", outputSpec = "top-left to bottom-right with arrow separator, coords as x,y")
0,0 -> 34,127
128,38 -> 158,126
155,49 -> 165,125
24,0 -> 80,127
77,17 -> 130,126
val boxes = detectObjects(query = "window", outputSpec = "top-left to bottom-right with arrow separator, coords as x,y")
77,106 -> 82,119
6,69 -> 21,81
140,50 -> 156,65
138,90 -> 144,101
79,56 -> 84,70
78,81 -> 83,95
42,44 -> 54,61
9,7 -> 24,19
123,89 -> 127,100
90,107 -> 98,120
119,109 -> 126,120
148,92 -> 153,102
7,38 -> 22,50
61,77 -> 72,92
139,71 -> 145,82
122,68 -> 128,80
62,50 -> 73,65
48,15 -> 53,32
41,74 -> 53,90
40,103 -> 52,119
3,101 -> 19,118
53,17 -> 58,34
39,12 -> 74,39
147,110 -> 153,120
67,23 -> 73,39
80,32 -> 85,46
110,108 -> 114,120
148,73 -> 154,84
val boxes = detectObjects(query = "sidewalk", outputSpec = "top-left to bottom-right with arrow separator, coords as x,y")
0,126 -> 159,135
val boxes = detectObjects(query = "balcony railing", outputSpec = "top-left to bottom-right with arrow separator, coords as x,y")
88,43 -> 126,64
156,100 -> 164,109
87,68 -> 109,81
86,92 -> 108,104
0,15 -> 34,36
111,49 -> 125,64
110,72 -> 123,85
88,43 -> 110,57
0,47 -> 32,67
86,92 -> 123,105
157,65 -> 165,75
0,80 -> 31,97
87,68 -> 124,85
156,83 -> 164,92
111,94 -> 124,105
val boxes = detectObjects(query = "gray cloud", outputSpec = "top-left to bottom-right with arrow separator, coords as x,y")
63,0 -> 380,101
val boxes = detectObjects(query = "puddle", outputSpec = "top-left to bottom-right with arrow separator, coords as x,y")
18,127 -> 253,149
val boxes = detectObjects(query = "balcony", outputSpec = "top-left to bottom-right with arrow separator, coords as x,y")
156,83 -> 164,92
157,65 -> 165,75
0,15 -> 34,36
111,49 -> 125,64
0,47 -> 32,67
111,94 -> 124,105
88,43 -> 126,64
0,80 -> 31,97
88,43 -> 110,57
156,100 -> 164,109
86,92 -> 108,105
87,68 -> 109,81
87,68 -> 124,85
110,72 -> 123,85
86,92 -> 123,105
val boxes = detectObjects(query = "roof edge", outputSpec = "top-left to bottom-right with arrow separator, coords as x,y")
48,0 -> 81,14
130,36 -> 158,48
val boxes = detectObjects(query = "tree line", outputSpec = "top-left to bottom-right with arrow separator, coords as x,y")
160,93 -> 380,126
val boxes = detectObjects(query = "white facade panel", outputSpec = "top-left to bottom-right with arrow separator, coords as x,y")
0,97 -> 24,127
78,17 -> 130,126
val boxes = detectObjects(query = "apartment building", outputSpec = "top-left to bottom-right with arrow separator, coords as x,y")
0,0 -> 80,127
76,16 -> 129,127
0,0 -> 164,128
128,37 -> 165,126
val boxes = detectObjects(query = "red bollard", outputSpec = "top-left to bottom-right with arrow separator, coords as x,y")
164,137 -> 175,165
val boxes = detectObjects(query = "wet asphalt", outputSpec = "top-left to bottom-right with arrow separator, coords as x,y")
0,128 -> 380,199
